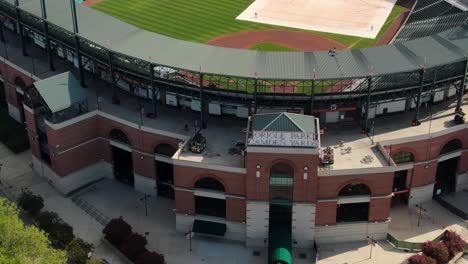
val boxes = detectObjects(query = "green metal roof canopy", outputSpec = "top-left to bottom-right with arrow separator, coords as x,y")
252,112 -> 316,132
34,72 -> 87,113
8,0 -> 468,80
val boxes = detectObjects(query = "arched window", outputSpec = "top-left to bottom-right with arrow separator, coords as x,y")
338,183 -> 371,196
392,151 -> 414,164
154,143 -> 176,157
109,129 -> 130,145
14,77 -> 25,89
195,177 -> 225,192
440,139 -> 462,155
270,162 -> 294,201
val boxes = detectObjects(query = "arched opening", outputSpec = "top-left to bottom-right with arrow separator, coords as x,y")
439,139 -> 462,155
337,183 -> 370,223
14,77 -> 25,89
109,129 -> 130,145
338,183 -> 371,196
109,129 -> 133,186
434,139 -> 462,198
269,162 -> 294,264
392,151 -> 414,164
154,143 -> 176,157
194,177 -> 226,218
155,143 -> 177,199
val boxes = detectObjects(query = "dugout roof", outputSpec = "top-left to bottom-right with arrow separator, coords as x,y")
10,0 -> 468,80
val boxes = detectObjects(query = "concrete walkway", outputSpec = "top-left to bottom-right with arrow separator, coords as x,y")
389,201 -> 468,243
0,144 -> 125,263
0,143 -> 265,264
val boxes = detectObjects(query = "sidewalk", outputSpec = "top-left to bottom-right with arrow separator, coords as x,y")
0,144 -> 125,263
0,143 -> 265,264
389,201 -> 468,243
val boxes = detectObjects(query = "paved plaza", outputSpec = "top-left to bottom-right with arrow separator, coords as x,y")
389,201 -> 468,243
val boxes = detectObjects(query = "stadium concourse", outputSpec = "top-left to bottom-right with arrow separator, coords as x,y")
0,0 -> 467,264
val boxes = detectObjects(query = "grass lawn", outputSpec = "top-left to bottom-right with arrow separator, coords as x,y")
249,42 -> 299,51
92,0 -> 407,50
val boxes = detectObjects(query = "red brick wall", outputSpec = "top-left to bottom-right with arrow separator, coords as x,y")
317,172 -> 394,199
46,116 -> 99,151
132,152 -> 155,178
315,201 -> 337,225
51,138 -> 108,176
0,63 -> 34,107
175,190 -> 194,214
226,197 -> 246,222
368,198 -> 391,222
173,165 -> 245,196
96,116 -> 179,153
24,108 -> 40,158
458,151 -> 468,174
245,152 -> 319,202
411,160 -> 438,187
387,128 -> 467,162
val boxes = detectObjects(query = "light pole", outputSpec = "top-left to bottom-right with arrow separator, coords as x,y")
185,231 -> 194,252
139,194 -> 150,216
366,236 -> 377,259
415,204 -> 426,227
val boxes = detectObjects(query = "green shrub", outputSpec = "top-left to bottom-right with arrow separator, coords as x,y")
37,211 -> 61,231
17,189 -> 44,216
66,238 -> 93,264
48,221 -> 75,249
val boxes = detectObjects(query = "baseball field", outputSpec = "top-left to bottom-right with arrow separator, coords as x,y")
91,0 -> 408,51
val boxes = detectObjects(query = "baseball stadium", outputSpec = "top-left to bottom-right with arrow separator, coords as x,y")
0,0 -> 467,263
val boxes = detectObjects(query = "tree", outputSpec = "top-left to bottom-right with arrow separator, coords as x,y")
421,241 -> 449,264
17,189 -> 44,216
442,230 -> 467,258
135,251 -> 165,264
66,238 -> 93,264
102,217 -> 132,246
36,211 -> 61,231
121,233 -> 148,260
0,198 -> 66,264
48,221 -> 75,249
408,254 -> 437,264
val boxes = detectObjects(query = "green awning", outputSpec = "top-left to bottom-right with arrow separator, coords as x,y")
192,219 -> 226,237
272,247 -> 292,264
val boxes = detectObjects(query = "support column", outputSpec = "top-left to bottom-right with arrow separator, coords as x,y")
14,0 -> 27,56
109,51 -> 118,104
363,76 -> 372,132
456,60 -> 467,113
253,78 -> 258,114
199,73 -> 206,129
70,0 -> 85,87
310,79 -> 315,115
150,64 -> 157,117
413,70 -> 425,126
0,20 -> 5,42
40,0 -> 54,71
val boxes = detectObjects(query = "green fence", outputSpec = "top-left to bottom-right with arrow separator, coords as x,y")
387,233 -> 422,252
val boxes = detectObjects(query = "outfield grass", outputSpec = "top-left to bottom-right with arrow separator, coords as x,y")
249,42 -> 299,51
92,0 -> 407,49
